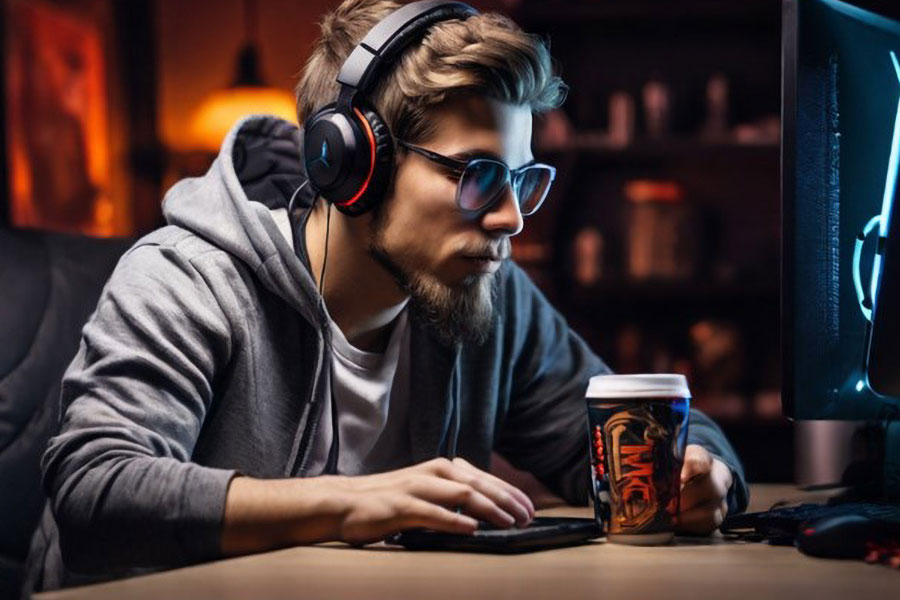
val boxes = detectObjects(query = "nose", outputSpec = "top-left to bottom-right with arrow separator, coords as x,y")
481,184 -> 524,237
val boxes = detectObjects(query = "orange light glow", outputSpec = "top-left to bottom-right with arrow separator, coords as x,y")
5,0 -> 120,236
188,86 -> 297,152
623,180 -> 684,204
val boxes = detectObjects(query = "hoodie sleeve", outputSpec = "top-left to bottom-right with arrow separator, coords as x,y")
686,409 -> 750,515
41,242 -> 237,574
495,263 -> 749,515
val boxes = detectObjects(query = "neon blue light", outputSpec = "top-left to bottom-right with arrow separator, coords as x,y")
853,215 -> 881,321
871,51 -> 900,308
883,50 -> 900,238
853,231 -> 865,314
883,112 -> 900,239
856,379 -> 865,392
872,254 -> 882,305
821,0 -> 900,37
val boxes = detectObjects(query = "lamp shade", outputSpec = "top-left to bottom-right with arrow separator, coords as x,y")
188,85 -> 296,152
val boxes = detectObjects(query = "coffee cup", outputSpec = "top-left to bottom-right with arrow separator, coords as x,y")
586,374 -> 690,545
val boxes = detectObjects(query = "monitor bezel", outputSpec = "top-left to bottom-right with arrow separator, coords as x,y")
781,0 -> 799,419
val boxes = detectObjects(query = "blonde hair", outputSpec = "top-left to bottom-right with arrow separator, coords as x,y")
296,0 -> 567,144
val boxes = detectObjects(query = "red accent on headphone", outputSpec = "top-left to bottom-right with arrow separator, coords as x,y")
339,108 -> 377,207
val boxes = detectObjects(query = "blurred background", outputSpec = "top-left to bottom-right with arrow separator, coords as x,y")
0,0 -> 785,481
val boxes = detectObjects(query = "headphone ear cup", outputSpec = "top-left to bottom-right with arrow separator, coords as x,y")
303,103 -> 394,216
303,104 -> 354,204
335,105 -> 394,216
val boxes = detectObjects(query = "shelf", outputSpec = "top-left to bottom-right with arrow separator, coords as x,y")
514,0 -> 779,27
565,280 -> 779,316
571,280 -> 778,301
537,136 -> 779,163
717,415 -> 791,428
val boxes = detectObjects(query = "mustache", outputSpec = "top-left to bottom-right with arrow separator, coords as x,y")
459,238 -> 511,261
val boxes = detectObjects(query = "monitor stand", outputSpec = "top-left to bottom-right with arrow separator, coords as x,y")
823,421 -> 900,504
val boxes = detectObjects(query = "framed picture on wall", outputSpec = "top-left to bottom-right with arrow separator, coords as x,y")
3,0 -> 133,236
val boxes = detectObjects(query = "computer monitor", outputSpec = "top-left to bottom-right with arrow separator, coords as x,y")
783,0 -> 900,421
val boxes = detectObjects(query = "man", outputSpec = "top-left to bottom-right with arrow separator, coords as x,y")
26,0 -> 748,592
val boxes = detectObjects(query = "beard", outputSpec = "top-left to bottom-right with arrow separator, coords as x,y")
367,225 -> 507,347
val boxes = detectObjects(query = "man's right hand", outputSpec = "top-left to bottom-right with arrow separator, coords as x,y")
221,457 -> 534,556
333,457 -> 535,545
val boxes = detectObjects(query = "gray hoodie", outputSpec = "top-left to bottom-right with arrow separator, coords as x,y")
26,116 -> 748,592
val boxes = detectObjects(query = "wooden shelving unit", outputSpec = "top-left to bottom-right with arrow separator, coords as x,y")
508,0 -> 788,480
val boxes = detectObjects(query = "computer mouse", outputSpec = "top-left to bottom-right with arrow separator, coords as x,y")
795,515 -> 878,559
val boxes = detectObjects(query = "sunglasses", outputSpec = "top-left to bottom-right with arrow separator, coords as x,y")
397,141 -> 556,216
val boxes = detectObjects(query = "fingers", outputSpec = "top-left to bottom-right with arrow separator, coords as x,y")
424,457 -> 534,527
408,475 -> 517,528
341,497 -> 478,546
679,452 -> 732,513
675,498 -> 728,536
340,456 -> 535,546
449,457 -> 535,525
680,445 -> 714,486
397,497 -> 479,534
676,451 -> 733,536
680,472 -> 718,512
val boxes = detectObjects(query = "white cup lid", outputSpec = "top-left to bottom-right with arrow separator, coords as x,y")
586,373 -> 690,399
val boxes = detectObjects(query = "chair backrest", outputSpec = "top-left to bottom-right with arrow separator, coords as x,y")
0,228 -> 133,598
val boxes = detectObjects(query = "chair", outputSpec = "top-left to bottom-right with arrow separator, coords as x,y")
0,228 -> 133,598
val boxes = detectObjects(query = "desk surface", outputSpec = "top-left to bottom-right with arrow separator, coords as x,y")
38,485 -> 899,600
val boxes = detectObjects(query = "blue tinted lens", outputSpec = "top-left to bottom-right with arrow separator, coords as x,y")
514,166 -> 554,215
458,160 -> 509,212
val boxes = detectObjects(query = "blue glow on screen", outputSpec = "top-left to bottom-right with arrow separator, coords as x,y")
789,0 -> 900,417
822,0 -> 900,35
880,50 -> 900,239
872,51 -> 900,307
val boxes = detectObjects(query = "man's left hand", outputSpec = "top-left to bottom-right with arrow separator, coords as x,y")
675,444 -> 733,536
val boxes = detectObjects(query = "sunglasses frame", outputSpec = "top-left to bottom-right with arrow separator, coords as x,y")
397,141 -> 556,216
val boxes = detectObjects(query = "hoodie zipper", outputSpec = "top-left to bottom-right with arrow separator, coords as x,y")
292,308 -> 332,476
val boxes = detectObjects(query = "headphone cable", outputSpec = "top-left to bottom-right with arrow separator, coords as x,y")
320,203 -> 332,295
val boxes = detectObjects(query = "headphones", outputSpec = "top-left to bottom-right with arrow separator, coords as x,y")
303,0 -> 478,216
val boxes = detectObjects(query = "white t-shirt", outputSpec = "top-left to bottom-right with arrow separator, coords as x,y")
269,207 -> 412,475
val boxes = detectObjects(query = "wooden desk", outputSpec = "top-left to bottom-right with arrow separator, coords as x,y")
37,485 -> 899,600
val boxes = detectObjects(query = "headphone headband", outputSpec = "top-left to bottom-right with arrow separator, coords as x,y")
337,0 -> 477,97
304,0 -> 479,215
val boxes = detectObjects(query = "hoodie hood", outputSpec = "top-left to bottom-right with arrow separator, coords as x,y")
162,115 -> 322,323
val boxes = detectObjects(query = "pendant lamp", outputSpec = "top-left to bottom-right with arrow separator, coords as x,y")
188,0 -> 296,151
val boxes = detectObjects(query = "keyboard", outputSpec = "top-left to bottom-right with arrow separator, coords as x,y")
471,516 -> 601,536
721,502 -> 900,545
387,517 -> 602,553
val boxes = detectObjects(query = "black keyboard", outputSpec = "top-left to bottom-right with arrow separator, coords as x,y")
471,516 -> 601,536
721,502 -> 900,544
387,517 -> 602,553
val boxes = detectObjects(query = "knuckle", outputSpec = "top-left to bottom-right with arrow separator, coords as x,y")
432,457 -> 452,475
458,486 -> 476,503
690,456 -> 710,472
394,498 -> 413,517
394,498 -> 420,519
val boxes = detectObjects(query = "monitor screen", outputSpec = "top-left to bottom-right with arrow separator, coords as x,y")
783,0 -> 900,420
